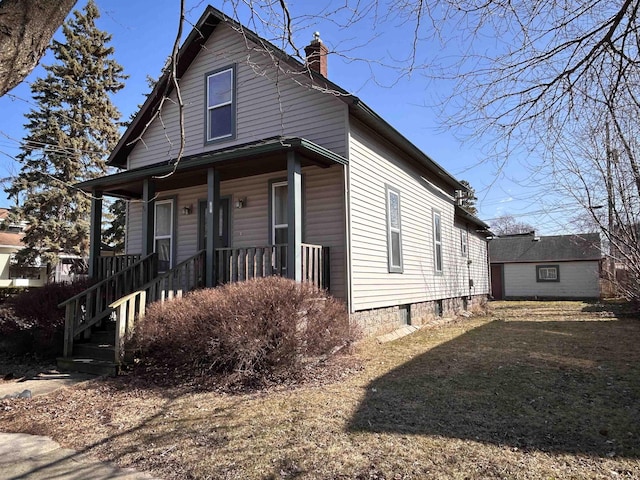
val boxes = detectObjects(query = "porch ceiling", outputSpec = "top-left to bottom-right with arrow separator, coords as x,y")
78,137 -> 347,198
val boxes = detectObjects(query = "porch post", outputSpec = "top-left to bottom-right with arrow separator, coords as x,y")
206,168 -> 221,287
287,151 -> 302,281
141,178 -> 155,257
88,189 -> 102,278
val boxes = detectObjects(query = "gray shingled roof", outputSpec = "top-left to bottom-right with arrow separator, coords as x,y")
489,233 -> 602,263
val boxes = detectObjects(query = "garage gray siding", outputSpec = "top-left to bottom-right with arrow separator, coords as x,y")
503,261 -> 600,298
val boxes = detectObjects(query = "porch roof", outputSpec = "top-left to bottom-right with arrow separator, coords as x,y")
77,137 -> 347,198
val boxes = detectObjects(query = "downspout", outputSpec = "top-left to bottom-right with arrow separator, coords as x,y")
487,236 -> 492,299
466,222 -> 472,300
344,105 -> 354,313
344,162 -> 353,313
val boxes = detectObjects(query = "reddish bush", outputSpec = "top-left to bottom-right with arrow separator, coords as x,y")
131,277 -> 358,388
0,279 -> 94,355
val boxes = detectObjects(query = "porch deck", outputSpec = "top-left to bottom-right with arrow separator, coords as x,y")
59,243 -> 329,373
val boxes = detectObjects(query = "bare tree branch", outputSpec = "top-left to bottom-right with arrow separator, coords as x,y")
0,0 -> 77,97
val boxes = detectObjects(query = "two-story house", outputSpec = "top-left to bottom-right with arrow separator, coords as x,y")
60,5 -> 492,373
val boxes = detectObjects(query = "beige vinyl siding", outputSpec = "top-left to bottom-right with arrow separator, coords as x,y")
125,200 -> 142,256
303,165 -> 346,299
128,24 -> 347,170
467,227 -> 490,295
349,122 -> 468,311
124,166 -> 346,299
503,261 -> 600,298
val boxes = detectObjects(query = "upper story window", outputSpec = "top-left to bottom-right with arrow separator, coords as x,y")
386,185 -> 403,273
206,65 -> 236,143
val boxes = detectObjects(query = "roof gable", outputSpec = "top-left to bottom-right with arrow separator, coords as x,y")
110,5 -> 466,193
489,233 -> 602,263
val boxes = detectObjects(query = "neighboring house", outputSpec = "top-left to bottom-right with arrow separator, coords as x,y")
489,232 -> 602,299
61,5 -> 492,374
0,209 -> 47,288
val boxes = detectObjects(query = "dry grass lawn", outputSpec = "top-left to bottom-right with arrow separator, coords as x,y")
1,300 -> 639,479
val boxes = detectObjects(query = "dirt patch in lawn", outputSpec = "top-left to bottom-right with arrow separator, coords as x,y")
1,301 -> 639,479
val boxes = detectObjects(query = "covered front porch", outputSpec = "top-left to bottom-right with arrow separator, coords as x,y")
58,137 -> 346,373
81,137 -> 347,291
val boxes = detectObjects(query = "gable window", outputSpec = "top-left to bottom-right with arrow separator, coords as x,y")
206,65 -> 235,142
536,264 -> 559,282
460,229 -> 468,257
386,185 -> 403,273
433,211 -> 443,273
154,200 -> 174,272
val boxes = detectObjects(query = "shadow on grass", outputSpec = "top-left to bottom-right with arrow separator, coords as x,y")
349,318 -> 640,458
581,299 -> 639,317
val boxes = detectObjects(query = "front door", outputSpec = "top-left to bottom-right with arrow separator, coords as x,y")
198,197 -> 230,250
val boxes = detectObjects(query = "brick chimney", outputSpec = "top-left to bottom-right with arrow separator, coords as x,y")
304,32 -> 328,77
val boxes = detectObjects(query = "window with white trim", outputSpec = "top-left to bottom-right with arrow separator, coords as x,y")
536,264 -> 559,282
206,66 -> 235,142
271,181 -> 288,245
460,229 -> 468,257
386,186 -> 403,273
154,200 -> 173,272
433,211 -> 443,273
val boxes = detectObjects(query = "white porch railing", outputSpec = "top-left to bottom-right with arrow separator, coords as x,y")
215,243 -> 329,289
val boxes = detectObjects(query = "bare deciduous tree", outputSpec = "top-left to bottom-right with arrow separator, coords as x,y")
0,0 -> 77,97
489,214 -> 535,237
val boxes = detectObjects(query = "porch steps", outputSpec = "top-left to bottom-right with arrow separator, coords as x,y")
56,357 -> 118,376
57,324 -> 118,376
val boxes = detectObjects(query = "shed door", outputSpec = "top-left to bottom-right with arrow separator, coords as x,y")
491,264 -> 503,300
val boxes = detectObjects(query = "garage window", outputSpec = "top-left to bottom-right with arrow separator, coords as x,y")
536,264 -> 559,282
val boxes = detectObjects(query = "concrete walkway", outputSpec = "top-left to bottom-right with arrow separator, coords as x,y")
0,433 -> 158,479
0,370 -> 96,399
1,373 -> 159,479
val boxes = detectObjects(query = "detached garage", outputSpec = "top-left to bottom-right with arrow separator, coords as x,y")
489,232 -> 602,300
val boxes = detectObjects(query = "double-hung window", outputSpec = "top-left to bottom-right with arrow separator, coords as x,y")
206,65 -> 235,142
433,211 -> 443,273
460,229 -> 468,257
386,186 -> 403,273
271,181 -> 288,245
154,200 -> 174,272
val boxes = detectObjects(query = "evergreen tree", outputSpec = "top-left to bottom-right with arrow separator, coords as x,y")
459,180 -> 478,215
103,198 -> 127,253
6,0 -> 126,268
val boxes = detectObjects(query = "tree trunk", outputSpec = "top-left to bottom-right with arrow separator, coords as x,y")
0,0 -> 76,97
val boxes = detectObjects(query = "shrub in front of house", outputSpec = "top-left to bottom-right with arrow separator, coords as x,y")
0,279 -> 94,356
130,276 -> 358,388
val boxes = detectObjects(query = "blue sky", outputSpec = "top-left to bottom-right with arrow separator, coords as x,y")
0,0 -> 584,234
